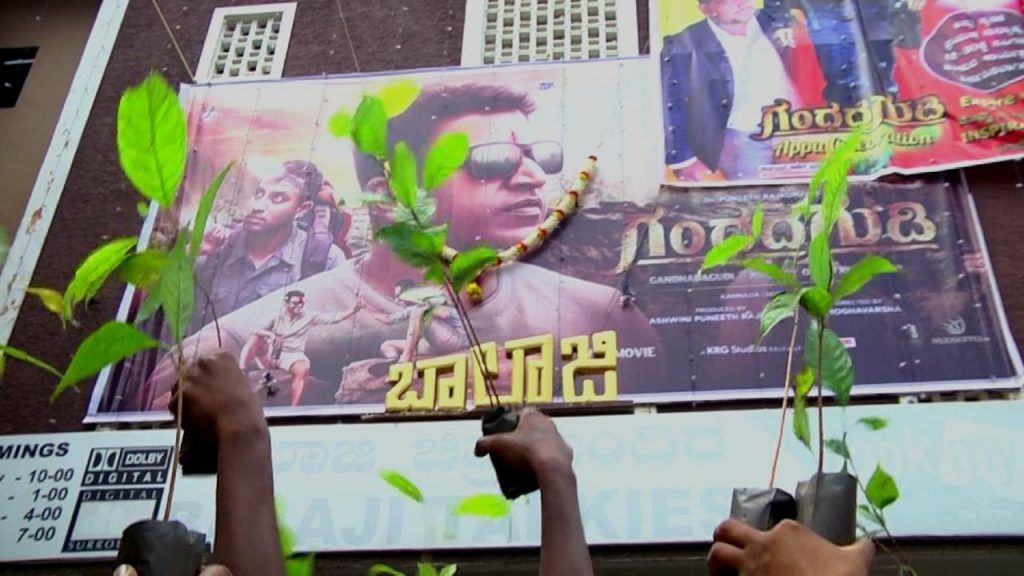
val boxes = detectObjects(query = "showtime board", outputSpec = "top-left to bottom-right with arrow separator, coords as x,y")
86,59 -> 1020,422
3,402 -> 1024,561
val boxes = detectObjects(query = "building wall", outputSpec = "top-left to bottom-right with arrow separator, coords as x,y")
0,0 -> 102,236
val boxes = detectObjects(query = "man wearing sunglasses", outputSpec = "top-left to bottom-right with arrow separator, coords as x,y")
146,82 -> 666,410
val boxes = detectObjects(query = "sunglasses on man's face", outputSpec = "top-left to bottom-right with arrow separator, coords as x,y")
466,141 -> 564,181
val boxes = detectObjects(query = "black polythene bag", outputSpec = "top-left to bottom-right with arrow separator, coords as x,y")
715,488 -> 797,576
796,472 -> 858,546
729,487 -> 798,530
116,520 -> 208,576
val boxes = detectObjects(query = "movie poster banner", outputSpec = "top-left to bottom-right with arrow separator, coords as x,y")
86,60 -> 1019,422
655,0 -> 1024,184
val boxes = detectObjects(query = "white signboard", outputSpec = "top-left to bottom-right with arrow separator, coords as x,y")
1,401 -> 1022,562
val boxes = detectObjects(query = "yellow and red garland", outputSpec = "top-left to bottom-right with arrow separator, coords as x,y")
442,155 -> 598,303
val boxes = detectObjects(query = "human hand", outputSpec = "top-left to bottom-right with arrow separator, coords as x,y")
174,352 -> 266,443
672,159 -> 717,182
772,27 -> 796,48
708,519 -> 875,576
906,0 -> 925,12
201,224 -> 232,255
474,410 -> 574,482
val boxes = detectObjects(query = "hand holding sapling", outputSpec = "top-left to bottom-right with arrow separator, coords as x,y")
709,518 -> 875,576
175,351 -> 267,443
475,409 -> 573,484
475,409 -> 593,576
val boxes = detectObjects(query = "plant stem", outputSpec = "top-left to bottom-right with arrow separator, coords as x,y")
815,319 -> 826,476
163,354 -> 185,521
848,456 -> 914,572
196,282 -> 223,348
768,308 -> 801,488
381,160 -> 500,406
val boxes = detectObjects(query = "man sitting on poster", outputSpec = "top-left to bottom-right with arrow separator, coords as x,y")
764,0 -> 925,107
145,83 -> 665,410
191,160 -> 347,330
661,0 -> 797,182
237,290 -> 362,406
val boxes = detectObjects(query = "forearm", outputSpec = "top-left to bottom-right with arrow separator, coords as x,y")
537,460 -> 593,576
213,424 -> 285,576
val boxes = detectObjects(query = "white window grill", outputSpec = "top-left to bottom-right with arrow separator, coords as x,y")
195,3 -> 297,83
462,0 -> 639,66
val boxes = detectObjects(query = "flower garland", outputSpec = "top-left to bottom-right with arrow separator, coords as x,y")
442,155 -> 598,303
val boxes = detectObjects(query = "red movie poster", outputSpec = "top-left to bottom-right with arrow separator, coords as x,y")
656,0 -> 1024,184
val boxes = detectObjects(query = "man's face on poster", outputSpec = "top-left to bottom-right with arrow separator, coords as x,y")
284,295 -> 305,317
429,111 -> 563,248
699,0 -> 756,27
243,170 -> 312,233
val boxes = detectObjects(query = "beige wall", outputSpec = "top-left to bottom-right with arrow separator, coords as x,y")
0,0 -> 101,236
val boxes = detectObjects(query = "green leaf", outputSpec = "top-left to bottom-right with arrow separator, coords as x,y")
439,565 -> 457,576
136,289 -> 162,323
808,231 -> 832,291
368,565 -> 405,576
825,437 -> 851,460
136,201 -> 150,217
453,493 -> 512,518
795,365 -> 814,396
751,204 -> 764,239
792,364 -> 813,451
758,291 -> 799,343
423,262 -> 446,285
375,222 -> 446,270
118,249 -> 169,289
858,504 -> 883,527
392,191 -> 436,225
390,141 -> 419,209
64,237 -> 138,320
0,345 -> 63,380
352,95 -> 388,159
701,234 -> 752,271
738,257 -> 799,288
277,501 -> 296,556
417,563 -> 439,576
833,254 -> 897,300
158,240 -> 195,343
379,79 -> 421,118
422,132 -> 470,191
450,246 -> 498,294
190,162 -> 234,263
53,321 -> 159,402
286,555 -> 315,576
804,322 -> 854,405
26,287 -> 66,327
793,394 -> 811,451
808,129 -> 861,221
857,416 -> 888,431
328,109 -> 353,137
799,286 -> 833,319
117,71 -> 187,207
378,469 -> 424,503
819,131 -> 861,233
865,464 -> 899,511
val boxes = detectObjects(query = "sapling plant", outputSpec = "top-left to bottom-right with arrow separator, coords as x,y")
0,70 -> 234,519
701,131 -> 915,573
327,81 -> 503,407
